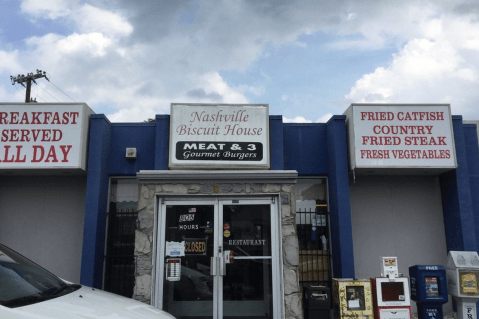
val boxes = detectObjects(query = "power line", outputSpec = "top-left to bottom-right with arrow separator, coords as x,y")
46,73 -> 77,102
36,95 -> 47,102
36,83 -> 60,102
10,69 -> 49,103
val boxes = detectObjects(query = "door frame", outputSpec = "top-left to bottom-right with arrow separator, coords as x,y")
152,195 -> 284,319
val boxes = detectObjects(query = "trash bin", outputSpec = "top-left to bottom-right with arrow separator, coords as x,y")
303,286 -> 331,319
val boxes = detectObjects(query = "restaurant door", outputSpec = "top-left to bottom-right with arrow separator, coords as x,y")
155,197 -> 282,319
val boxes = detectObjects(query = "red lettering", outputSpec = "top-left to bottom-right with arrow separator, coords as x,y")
10,129 -> 19,142
32,130 -> 41,141
10,112 -> 19,124
360,112 -> 394,121
19,112 -> 30,124
31,145 -> 44,162
51,112 -> 61,124
70,112 -> 79,124
0,112 -> 7,124
43,112 -> 52,124
44,145 -> 58,162
1,129 -> 8,142
2,145 -> 14,162
14,146 -> 26,162
360,149 -> 390,159
41,130 -> 51,142
31,112 -> 42,124
62,112 -> 70,124
20,130 -> 30,142
59,145 -> 72,162
53,129 -> 62,142
405,136 -> 446,146
361,136 -> 401,145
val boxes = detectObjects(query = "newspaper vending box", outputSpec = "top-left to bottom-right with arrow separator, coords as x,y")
371,257 -> 412,319
333,278 -> 374,319
446,251 -> 479,319
409,265 -> 448,319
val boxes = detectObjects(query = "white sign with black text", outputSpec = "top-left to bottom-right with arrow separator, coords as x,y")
169,104 -> 270,169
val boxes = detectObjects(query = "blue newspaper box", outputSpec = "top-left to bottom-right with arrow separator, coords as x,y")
409,265 -> 448,319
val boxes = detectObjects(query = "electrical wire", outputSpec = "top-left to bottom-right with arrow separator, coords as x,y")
13,84 -> 24,95
36,83 -> 60,102
46,73 -> 77,102
33,92 -> 47,103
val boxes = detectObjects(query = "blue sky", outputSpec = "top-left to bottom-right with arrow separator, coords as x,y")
1,0 -> 479,122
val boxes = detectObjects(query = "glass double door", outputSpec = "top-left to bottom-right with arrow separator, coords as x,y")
157,198 -> 278,319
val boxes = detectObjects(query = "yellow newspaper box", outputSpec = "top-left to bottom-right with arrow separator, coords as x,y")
333,278 -> 374,319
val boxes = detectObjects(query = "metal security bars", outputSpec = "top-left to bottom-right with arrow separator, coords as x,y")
104,202 -> 138,297
296,200 -> 331,290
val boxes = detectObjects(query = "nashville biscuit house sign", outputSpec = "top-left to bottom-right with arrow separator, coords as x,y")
169,103 -> 270,169
0,103 -> 93,170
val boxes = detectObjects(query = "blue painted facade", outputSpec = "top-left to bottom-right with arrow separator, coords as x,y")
440,116 -> 479,253
80,112 -> 479,290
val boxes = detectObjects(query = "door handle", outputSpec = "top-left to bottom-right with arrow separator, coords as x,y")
210,256 -> 226,276
210,257 -> 217,276
219,256 -> 226,276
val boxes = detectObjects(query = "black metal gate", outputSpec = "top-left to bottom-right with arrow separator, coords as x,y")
104,202 -> 137,297
296,200 -> 331,290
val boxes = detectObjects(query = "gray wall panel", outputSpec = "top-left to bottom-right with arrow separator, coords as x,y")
349,175 -> 451,313
0,176 -> 86,282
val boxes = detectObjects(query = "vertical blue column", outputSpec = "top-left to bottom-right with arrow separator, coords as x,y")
464,124 -> 479,251
440,116 -> 477,252
269,115 -> 284,170
155,114 -> 169,170
80,114 -> 112,288
326,115 -> 355,278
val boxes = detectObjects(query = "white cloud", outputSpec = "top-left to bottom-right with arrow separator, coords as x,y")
4,0 -> 479,123
0,51 -> 22,73
73,4 -> 133,37
283,116 -> 312,123
316,113 -> 333,123
57,33 -> 113,57
199,73 -> 248,104
20,0 -> 74,19
345,10 -> 479,119
107,104 -> 165,123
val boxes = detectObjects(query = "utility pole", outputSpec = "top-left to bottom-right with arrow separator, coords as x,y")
10,70 -> 49,103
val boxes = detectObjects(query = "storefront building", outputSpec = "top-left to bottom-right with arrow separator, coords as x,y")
0,102 -> 479,319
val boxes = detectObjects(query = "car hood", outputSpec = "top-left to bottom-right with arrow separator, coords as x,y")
2,286 -> 176,319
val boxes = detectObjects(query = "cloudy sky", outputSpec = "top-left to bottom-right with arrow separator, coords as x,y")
0,0 -> 478,123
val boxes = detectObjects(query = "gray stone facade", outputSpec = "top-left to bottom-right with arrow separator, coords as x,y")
133,170 -> 301,319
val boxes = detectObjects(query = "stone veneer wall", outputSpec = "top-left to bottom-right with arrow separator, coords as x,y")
133,182 -> 302,319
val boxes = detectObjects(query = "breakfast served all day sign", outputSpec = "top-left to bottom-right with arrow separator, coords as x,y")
0,103 -> 93,170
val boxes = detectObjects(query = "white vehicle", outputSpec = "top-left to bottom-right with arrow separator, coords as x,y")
0,243 -> 176,319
